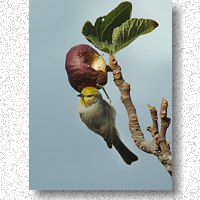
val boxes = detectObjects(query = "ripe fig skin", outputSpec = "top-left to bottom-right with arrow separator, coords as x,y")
65,44 -> 107,92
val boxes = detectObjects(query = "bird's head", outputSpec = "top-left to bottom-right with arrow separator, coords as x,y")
78,87 -> 101,106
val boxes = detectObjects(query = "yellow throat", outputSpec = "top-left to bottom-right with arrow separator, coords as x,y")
79,87 -> 100,106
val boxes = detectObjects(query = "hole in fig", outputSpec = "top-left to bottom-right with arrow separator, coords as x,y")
82,52 -> 106,72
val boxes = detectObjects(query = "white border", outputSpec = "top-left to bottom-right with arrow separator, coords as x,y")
1,0 -> 200,199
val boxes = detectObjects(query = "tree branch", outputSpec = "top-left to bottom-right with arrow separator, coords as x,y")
147,104 -> 159,137
109,55 -> 172,176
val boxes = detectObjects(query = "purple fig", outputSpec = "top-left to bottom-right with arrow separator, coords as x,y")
65,44 -> 107,92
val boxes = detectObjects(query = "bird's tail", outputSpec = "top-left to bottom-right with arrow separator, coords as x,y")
113,132 -> 138,165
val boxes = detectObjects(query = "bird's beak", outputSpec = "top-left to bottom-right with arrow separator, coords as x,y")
78,93 -> 86,105
77,93 -> 84,98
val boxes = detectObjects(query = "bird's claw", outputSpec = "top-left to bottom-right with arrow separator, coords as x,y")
96,84 -> 111,104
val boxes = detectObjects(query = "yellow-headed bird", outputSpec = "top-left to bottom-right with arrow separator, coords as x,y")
78,87 -> 138,165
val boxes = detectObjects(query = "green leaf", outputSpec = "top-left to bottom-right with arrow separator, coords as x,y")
82,2 -> 132,54
94,1 -> 132,43
82,2 -> 159,55
82,21 -> 111,54
111,18 -> 159,54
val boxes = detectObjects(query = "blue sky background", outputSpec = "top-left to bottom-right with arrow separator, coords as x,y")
30,0 -> 172,190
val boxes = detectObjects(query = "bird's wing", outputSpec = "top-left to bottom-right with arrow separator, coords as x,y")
97,100 -> 116,147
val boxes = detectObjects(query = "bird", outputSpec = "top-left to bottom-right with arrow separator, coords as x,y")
78,86 -> 138,165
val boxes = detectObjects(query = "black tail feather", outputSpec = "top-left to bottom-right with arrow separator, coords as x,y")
113,134 -> 138,165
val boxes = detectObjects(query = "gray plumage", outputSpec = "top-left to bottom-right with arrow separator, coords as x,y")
78,93 -> 138,165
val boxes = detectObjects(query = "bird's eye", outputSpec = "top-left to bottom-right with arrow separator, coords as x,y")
86,95 -> 93,98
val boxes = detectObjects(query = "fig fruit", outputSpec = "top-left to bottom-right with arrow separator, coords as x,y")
65,44 -> 107,92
